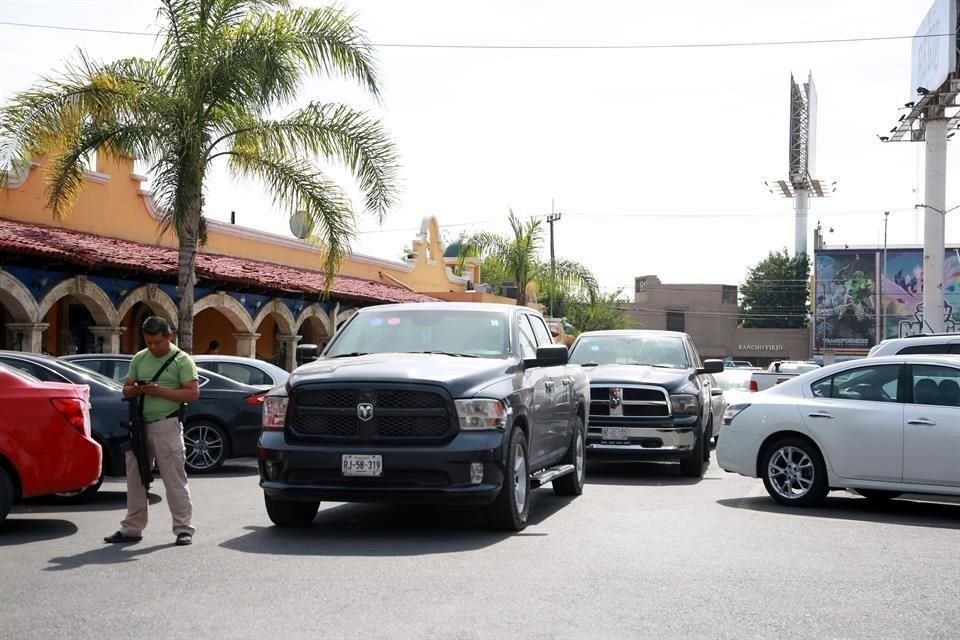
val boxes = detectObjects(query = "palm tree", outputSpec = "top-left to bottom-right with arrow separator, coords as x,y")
460,210 -> 598,308
0,0 -> 399,352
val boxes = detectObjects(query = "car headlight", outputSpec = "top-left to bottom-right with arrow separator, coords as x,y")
670,394 -> 700,415
722,403 -> 751,426
455,399 -> 509,430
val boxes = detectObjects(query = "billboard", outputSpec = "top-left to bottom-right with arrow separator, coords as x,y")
911,0 -> 958,95
787,74 -> 809,184
814,247 -> 960,351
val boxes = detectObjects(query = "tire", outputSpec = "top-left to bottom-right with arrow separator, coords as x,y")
183,421 -> 229,474
856,489 -> 902,503
553,416 -> 585,497
702,417 -> 713,461
264,493 -> 320,527
679,423 -> 706,478
0,466 -> 13,523
486,428 -> 532,531
760,437 -> 829,507
52,472 -> 103,503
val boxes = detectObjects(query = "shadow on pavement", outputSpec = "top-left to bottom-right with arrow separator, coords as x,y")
0,519 -> 78,546
717,493 -> 960,530
194,459 -> 259,479
44,543 -> 174,572
220,490 -> 575,557
20,490 -> 162,513
585,460 -> 720,486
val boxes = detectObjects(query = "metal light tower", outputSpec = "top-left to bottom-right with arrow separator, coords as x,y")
547,203 -> 562,318
765,72 -> 835,256
881,0 -> 960,333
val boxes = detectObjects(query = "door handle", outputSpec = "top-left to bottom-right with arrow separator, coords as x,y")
907,418 -> 937,426
807,411 -> 834,419
544,381 -> 555,392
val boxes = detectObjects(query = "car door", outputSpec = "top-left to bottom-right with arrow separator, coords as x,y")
803,364 -> 903,482
685,340 -> 716,427
516,313 -> 552,467
902,364 -> 960,487
527,313 -> 570,459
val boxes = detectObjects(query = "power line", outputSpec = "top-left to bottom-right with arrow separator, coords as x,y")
0,19 -> 956,50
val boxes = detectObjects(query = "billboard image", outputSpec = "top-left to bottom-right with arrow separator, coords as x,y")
814,252 -> 877,350
880,249 -> 960,339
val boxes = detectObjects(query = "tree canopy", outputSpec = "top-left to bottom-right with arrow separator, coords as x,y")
738,249 -> 810,329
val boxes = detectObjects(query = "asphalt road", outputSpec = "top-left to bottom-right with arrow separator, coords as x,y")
2,453 -> 958,640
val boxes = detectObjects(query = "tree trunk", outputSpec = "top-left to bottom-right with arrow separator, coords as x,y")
176,204 -> 201,353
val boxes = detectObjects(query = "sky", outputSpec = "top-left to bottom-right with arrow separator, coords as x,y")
2,0 -> 960,295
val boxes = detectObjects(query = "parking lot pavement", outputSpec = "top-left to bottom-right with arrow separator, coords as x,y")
2,454 -> 959,639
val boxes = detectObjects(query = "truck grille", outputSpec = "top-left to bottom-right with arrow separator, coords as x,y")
288,384 -> 456,443
589,385 -> 670,420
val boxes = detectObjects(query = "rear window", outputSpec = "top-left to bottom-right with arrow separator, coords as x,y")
896,343 -> 953,355
0,362 -> 40,383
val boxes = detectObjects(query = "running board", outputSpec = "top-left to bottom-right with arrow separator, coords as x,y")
530,464 -> 575,488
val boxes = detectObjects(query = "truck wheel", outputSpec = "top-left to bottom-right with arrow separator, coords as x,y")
679,424 -> 706,478
553,416 -> 585,497
760,437 -> 829,507
703,417 -> 713,461
264,493 -> 320,527
0,467 -> 13,523
486,428 -> 531,531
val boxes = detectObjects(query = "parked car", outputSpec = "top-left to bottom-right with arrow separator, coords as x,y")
259,303 -> 590,531
868,333 -> 960,357
0,363 -> 102,521
193,355 -> 289,387
31,353 -> 265,475
717,355 -> 960,506
712,368 -> 754,439
727,360 -> 754,369
0,351 -> 129,498
566,330 -> 724,477
749,361 -> 821,392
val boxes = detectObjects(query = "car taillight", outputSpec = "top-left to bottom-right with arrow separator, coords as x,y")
246,392 -> 266,405
749,380 -> 758,392
262,396 -> 288,431
51,398 -> 86,434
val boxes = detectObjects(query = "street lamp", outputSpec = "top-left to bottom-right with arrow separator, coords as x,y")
914,203 -> 960,216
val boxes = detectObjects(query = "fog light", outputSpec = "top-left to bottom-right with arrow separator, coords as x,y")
470,462 -> 484,484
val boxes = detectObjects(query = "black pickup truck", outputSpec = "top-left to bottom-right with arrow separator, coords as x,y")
567,330 -> 724,477
258,303 -> 590,531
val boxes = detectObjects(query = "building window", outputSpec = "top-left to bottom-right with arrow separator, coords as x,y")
666,311 -> 685,332
636,278 -> 647,292
722,285 -> 737,305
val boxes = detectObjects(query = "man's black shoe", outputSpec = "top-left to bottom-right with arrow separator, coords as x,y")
104,531 -> 142,543
175,532 -> 193,546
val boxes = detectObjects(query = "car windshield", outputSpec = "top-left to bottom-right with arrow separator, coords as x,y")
57,359 -> 124,390
325,309 -> 510,359
569,335 -> 689,369
714,370 -> 753,391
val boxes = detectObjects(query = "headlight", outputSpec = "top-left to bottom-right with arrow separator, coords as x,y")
722,403 -> 751,426
455,399 -> 509,430
670,394 -> 700,415
262,395 -> 288,431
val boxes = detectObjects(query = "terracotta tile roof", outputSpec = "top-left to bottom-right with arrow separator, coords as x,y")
0,217 -> 436,304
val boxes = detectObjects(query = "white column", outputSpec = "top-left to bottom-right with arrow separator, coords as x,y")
6,323 -> 50,353
794,188 -> 809,256
923,117 -> 948,333
233,332 -> 261,358
278,334 -> 301,372
89,326 -> 125,353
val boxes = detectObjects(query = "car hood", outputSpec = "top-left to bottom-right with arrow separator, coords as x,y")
582,364 -> 694,390
287,353 -> 516,397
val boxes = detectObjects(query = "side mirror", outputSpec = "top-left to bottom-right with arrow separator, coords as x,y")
711,387 -> 724,397
526,345 -> 569,368
296,344 -> 319,366
698,359 -> 724,375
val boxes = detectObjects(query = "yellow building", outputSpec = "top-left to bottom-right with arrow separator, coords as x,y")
0,153 -> 492,369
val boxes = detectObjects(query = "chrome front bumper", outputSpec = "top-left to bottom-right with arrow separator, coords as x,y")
585,424 -> 697,459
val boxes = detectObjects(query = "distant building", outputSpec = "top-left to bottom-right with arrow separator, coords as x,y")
625,275 -> 810,368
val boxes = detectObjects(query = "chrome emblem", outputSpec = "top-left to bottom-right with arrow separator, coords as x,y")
609,387 -> 622,409
357,403 -> 374,421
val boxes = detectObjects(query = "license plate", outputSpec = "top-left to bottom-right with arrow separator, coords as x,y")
602,426 -> 629,442
341,454 -> 383,477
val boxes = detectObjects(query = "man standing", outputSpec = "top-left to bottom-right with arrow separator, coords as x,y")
104,316 -> 200,546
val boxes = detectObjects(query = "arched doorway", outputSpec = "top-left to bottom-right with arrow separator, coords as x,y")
192,293 -> 255,356
253,301 -> 298,367
295,304 -> 333,351
120,302 -> 156,353
117,285 -> 178,352
0,270 -> 41,351
36,278 -> 118,356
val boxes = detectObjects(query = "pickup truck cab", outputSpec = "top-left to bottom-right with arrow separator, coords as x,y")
258,303 -> 590,531
749,361 -> 820,392
567,330 -> 724,477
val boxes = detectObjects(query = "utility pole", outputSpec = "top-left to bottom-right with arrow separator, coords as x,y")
882,211 -> 889,339
546,200 -> 561,318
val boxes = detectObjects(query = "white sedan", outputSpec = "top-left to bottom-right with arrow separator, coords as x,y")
717,355 -> 960,506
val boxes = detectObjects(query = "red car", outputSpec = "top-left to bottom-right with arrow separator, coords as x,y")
0,364 -> 102,522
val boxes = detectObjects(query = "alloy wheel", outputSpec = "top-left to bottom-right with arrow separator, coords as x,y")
184,424 -> 225,471
767,445 -> 815,500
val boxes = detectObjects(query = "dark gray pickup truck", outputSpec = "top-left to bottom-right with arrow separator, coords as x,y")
258,302 -> 590,531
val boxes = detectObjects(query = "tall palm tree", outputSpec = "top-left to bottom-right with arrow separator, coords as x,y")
460,210 -> 598,309
0,0 -> 399,352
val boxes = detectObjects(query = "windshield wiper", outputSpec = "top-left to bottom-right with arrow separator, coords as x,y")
328,352 -> 370,358
405,351 -> 479,358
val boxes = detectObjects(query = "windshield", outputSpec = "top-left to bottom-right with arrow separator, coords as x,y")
569,335 -> 689,369
325,309 -> 510,359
